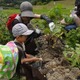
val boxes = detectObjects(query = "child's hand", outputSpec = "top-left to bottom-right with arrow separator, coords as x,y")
32,57 -> 43,61
33,57 -> 43,61
39,58 -> 43,61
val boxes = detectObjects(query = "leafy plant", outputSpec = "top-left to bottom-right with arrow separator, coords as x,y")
0,12 -> 12,44
48,4 -> 64,20
64,27 -> 80,48
63,44 -> 80,67
63,27 -> 80,67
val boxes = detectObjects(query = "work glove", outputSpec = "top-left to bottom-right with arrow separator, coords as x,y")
40,14 -> 55,31
49,22 -> 55,31
35,28 -> 41,34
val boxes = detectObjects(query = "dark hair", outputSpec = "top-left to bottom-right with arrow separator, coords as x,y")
76,2 -> 80,16
75,0 -> 79,6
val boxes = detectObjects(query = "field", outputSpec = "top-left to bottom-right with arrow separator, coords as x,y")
1,0 -> 80,80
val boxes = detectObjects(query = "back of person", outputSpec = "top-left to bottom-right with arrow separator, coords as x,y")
0,41 -> 18,80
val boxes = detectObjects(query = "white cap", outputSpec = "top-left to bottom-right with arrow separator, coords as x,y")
12,23 -> 33,37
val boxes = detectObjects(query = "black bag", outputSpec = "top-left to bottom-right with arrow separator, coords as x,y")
14,42 -> 26,75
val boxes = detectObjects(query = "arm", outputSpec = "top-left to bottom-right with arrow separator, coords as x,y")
26,31 -> 42,43
60,19 -> 69,25
26,53 -> 34,58
34,14 -> 55,31
34,14 -> 52,23
40,14 -> 53,23
34,14 -> 41,19
40,14 -> 55,31
21,57 -> 42,63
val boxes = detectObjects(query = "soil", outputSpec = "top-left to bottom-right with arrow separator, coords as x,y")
20,35 -> 80,80
36,35 -> 80,80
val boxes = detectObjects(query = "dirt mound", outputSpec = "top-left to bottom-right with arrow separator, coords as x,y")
37,35 -> 80,80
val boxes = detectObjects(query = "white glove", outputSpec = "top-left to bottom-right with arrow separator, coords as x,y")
70,10 -> 77,18
35,28 -> 41,34
49,22 -> 55,32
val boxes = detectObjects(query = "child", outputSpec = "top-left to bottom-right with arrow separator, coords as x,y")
12,23 -> 47,80
12,23 -> 42,63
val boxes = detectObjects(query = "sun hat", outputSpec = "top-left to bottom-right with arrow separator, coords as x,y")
20,1 -> 35,17
12,23 -> 33,37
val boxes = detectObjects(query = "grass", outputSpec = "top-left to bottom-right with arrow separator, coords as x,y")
1,0 -> 75,15
33,0 -> 75,14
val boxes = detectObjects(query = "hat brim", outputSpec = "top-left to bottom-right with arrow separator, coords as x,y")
21,11 -> 35,17
22,30 -> 33,36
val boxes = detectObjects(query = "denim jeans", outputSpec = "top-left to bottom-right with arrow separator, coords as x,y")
65,23 -> 77,31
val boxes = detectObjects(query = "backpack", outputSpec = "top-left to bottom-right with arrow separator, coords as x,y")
14,42 -> 26,75
6,14 -> 18,31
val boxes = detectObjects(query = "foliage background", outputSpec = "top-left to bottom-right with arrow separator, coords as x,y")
1,0 -> 80,67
